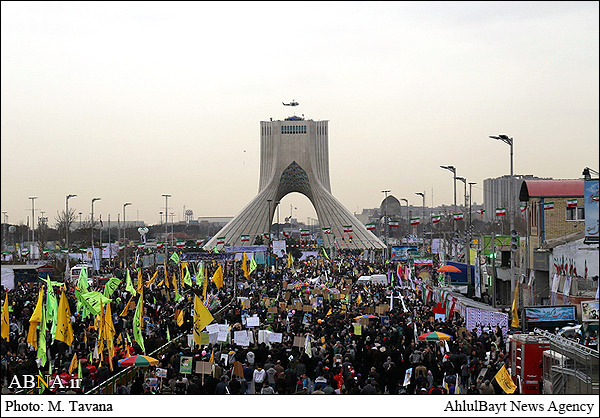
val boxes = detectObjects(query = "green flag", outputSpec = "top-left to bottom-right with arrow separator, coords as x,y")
125,269 -> 137,296
166,326 -> 171,341
322,248 -> 330,260
79,291 -> 112,316
77,267 -> 89,293
74,289 -> 98,317
170,252 -> 180,264
249,255 -> 257,274
133,296 -> 145,353
78,359 -> 83,379
183,266 -> 192,287
103,277 -> 121,298
175,292 -> 184,303
37,296 -> 47,367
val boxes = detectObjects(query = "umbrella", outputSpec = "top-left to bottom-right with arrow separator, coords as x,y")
118,355 -> 159,367
417,331 -> 452,341
354,315 -> 379,320
436,265 -> 461,273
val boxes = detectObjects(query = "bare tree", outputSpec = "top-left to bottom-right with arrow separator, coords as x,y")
55,208 -> 77,247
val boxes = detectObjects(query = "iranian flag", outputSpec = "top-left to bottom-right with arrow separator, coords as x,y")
282,231 -> 290,238
520,204 -> 527,212
495,208 -> 507,216
263,233 -> 272,240
543,202 -> 554,210
176,240 -> 185,248
431,215 -> 441,224
301,229 -> 310,237
216,237 -> 226,245
366,222 -> 376,231
322,227 -> 332,234
453,213 -> 464,221
240,235 -> 250,242
566,199 -> 577,208
476,209 -> 485,215
389,220 -> 400,227
196,239 -> 204,246
343,225 -> 353,233
118,245 -> 125,251
409,218 -> 420,226
157,242 -> 164,249
137,243 -> 145,249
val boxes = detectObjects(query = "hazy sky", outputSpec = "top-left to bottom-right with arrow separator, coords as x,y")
2,1 -> 598,229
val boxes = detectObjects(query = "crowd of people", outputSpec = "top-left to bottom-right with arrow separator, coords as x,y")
1,250 -> 513,395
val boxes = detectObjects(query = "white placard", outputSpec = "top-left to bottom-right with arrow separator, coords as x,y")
217,330 -> 229,342
209,332 -> 218,344
246,316 -> 260,327
218,324 -> 229,333
234,330 -> 250,346
206,323 -> 220,334
268,332 -> 283,343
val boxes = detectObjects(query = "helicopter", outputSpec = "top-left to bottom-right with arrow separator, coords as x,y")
282,100 -> 299,106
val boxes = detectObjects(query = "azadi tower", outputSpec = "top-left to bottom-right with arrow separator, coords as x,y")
204,113 -> 386,250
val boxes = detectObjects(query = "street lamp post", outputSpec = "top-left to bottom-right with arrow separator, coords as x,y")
381,190 -> 391,259
28,197 -> 37,246
456,176 -> 470,290
400,198 -> 408,234
441,165 -> 457,261
123,202 -> 132,266
162,194 -> 171,251
469,181 -> 476,295
267,199 -> 272,271
66,194 -> 77,252
91,197 -> 101,272
415,192 -> 425,238
490,134 -> 515,297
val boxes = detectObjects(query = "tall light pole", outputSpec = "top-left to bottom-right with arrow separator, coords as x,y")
276,201 -> 280,240
123,202 -> 132,266
66,194 -> 77,252
469,181 -> 477,296
381,190 -> 391,260
91,197 -> 101,271
162,194 -> 171,251
2,211 -> 7,252
415,192 -> 425,238
28,196 -> 37,245
441,165 -> 457,261
400,198 -> 408,237
456,176 -> 470,290
490,134 -> 515,297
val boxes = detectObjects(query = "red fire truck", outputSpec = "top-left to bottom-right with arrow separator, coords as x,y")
509,333 -> 551,394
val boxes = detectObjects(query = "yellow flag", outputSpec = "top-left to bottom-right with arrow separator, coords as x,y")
1,292 -> 10,341
27,287 -> 44,349
164,262 -> 169,288
242,253 -> 250,279
172,273 -> 178,295
136,268 -> 143,293
193,294 -> 214,347
511,282 -> 520,328
212,265 -> 223,289
494,365 -> 517,394
287,252 -> 293,268
146,270 -> 158,287
120,296 -> 134,317
203,265 -> 208,300
55,290 -> 74,346
176,310 -> 184,327
104,302 -> 115,351
69,352 -> 78,374
209,348 -> 214,363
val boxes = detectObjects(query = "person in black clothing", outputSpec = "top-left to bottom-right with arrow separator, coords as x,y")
467,381 -> 480,394
215,375 -> 230,394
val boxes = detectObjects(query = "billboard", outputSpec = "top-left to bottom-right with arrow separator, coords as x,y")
584,179 -> 599,243
391,246 -> 417,262
581,300 -> 599,322
524,306 -> 576,323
